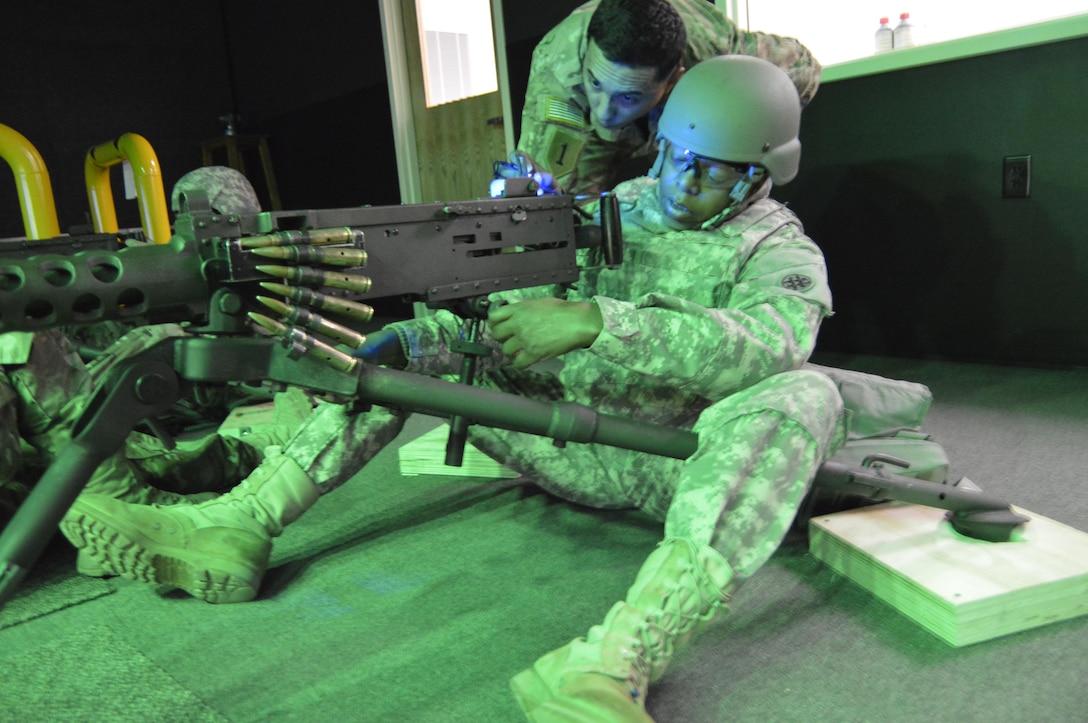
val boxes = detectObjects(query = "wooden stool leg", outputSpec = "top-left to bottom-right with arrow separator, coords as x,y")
199,135 -> 281,211
226,139 -> 246,176
257,138 -> 282,210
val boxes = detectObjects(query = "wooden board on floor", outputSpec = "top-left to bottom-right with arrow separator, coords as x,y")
217,402 -> 276,437
809,502 -> 1088,646
397,424 -> 520,479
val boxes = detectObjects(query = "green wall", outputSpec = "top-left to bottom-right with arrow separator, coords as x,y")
777,36 -> 1088,368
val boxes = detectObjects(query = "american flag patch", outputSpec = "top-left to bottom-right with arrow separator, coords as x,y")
544,98 -> 587,129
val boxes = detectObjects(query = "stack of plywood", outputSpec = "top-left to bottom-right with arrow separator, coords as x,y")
809,502 -> 1088,646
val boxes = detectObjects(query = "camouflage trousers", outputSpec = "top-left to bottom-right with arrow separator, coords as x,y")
284,367 -> 846,584
275,401 -> 407,495
0,327 -> 302,523
467,367 -> 847,582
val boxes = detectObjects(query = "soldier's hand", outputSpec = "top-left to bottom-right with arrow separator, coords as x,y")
487,298 -> 602,369
352,328 -> 407,369
492,151 -> 561,196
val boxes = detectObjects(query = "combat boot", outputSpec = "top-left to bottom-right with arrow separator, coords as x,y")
61,447 -> 318,603
72,475 -> 220,578
73,476 -> 221,578
71,445 -> 226,578
511,538 -> 734,722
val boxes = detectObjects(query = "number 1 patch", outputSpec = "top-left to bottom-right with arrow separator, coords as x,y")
544,125 -> 586,178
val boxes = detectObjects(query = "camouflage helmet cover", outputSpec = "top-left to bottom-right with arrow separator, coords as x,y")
171,166 -> 261,215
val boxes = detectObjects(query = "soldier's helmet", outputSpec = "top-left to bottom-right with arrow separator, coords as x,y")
171,166 -> 261,216
656,55 -> 802,184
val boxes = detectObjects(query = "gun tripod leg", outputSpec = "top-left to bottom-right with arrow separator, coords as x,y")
0,354 -> 181,609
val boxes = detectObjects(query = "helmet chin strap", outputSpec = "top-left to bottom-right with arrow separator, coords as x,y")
648,138 -> 667,179
700,166 -> 766,230
728,166 -> 764,203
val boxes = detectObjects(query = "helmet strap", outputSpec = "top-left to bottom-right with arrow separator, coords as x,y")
728,166 -> 765,203
700,166 -> 767,230
649,136 -> 667,179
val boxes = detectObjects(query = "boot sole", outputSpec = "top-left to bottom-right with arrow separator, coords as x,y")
61,511 -> 267,604
76,548 -> 109,578
511,668 -> 654,722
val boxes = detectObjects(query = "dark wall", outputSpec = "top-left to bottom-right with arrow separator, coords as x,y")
0,1 -> 398,240
0,1 -> 233,238
220,0 -> 398,210
0,1 -> 564,239
778,37 -> 1088,368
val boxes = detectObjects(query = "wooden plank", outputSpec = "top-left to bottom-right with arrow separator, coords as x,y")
397,424 -> 519,479
809,502 -> 1088,646
216,402 -> 276,437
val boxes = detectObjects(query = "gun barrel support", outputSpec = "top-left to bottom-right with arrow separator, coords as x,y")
356,364 -> 699,460
814,460 -> 1030,542
0,353 -> 181,607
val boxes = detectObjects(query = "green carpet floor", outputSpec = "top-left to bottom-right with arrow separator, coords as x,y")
1,354 -> 1086,722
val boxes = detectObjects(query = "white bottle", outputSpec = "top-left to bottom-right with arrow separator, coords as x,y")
894,12 -> 916,49
875,17 -> 894,54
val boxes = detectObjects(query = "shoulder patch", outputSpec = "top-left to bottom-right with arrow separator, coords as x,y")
543,124 -> 587,179
543,97 -> 588,129
781,274 -> 813,291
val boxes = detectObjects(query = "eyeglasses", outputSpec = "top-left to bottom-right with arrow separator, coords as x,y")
665,143 -> 749,190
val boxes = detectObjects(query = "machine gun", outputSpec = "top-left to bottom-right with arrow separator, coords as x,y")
0,188 -> 1027,609
1,181 -> 621,335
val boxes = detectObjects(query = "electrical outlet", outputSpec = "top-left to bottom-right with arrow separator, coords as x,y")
1003,155 -> 1031,199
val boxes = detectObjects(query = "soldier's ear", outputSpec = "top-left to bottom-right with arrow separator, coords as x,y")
666,66 -> 686,94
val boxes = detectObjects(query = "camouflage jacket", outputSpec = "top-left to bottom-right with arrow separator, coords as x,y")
389,177 -> 831,430
0,330 -> 90,498
517,0 -> 822,198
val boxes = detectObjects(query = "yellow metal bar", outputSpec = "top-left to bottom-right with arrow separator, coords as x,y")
0,124 -> 61,240
84,133 -> 172,243
84,140 -> 119,235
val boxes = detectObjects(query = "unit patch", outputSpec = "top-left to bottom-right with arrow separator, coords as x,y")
543,125 -> 587,179
781,274 -> 813,291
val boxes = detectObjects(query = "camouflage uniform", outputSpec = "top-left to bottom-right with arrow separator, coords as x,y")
1,166 -> 273,523
0,326 -> 304,525
381,176 -> 846,579
518,0 -> 821,199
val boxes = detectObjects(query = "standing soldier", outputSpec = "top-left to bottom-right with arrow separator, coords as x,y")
514,0 -> 821,199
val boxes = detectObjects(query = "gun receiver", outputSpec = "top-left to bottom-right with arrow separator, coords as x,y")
0,188 -> 620,336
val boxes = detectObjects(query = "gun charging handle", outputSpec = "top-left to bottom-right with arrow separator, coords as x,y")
573,192 -> 623,268
599,192 -> 623,268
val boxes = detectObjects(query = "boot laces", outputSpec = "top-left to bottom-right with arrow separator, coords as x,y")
619,621 -> 655,701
